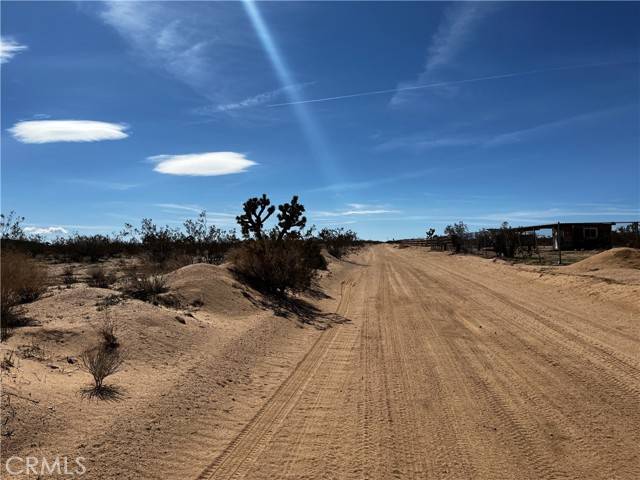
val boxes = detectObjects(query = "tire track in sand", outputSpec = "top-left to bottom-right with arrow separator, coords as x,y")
195,277 -> 358,480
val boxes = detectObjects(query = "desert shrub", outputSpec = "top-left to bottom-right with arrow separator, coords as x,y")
1,350 -> 16,371
96,294 -> 124,311
53,234 -> 127,262
612,223 -> 640,248
62,266 -> 75,285
79,345 -> 125,399
97,311 -> 119,350
182,212 -> 238,263
232,194 -> 327,295
230,236 -> 323,295
17,341 -> 46,361
444,221 -> 470,253
121,274 -> 167,302
86,266 -> 115,288
1,250 -> 47,340
319,227 -> 359,259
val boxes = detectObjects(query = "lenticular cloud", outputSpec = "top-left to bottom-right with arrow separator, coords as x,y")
149,152 -> 257,176
9,120 -> 129,143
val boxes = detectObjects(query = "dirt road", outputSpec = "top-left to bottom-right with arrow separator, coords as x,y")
199,245 -> 639,480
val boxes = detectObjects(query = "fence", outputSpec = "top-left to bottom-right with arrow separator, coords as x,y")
394,221 -> 639,265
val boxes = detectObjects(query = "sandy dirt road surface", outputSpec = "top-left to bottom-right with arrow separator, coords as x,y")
200,244 -> 639,480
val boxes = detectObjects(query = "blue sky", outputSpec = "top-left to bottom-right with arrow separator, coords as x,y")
1,1 -> 638,240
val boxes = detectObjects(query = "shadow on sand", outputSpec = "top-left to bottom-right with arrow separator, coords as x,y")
80,384 -> 126,402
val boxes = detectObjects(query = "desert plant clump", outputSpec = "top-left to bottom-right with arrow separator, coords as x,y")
17,341 -> 46,361
444,221 -> 470,253
121,273 -> 167,302
1,350 -> 16,371
62,266 -> 75,286
1,250 -> 48,341
231,195 -> 326,296
79,345 -> 125,399
230,234 -> 323,295
319,227 -> 359,259
97,311 -> 119,350
86,266 -> 116,288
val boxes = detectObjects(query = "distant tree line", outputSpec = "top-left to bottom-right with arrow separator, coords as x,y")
1,195 -> 361,295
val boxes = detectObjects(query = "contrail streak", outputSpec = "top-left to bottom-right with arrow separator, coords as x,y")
269,61 -> 636,107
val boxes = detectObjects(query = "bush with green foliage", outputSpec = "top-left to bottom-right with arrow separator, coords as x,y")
319,227 -> 359,258
1,210 -> 237,265
231,194 -> 325,295
444,221 -> 470,253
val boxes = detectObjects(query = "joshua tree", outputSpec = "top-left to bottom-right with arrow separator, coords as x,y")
236,194 -> 276,239
276,195 -> 307,241
236,194 -> 307,241
426,228 -> 436,240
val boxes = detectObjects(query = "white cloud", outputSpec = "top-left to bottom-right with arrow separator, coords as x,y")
476,208 -> 640,224
98,2 -> 256,105
154,203 -> 204,213
315,206 -> 400,217
0,37 -> 28,63
153,204 -> 237,218
391,4 -> 494,106
149,152 -> 257,176
375,106 -> 626,152
375,134 -> 480,152
9,120 -> 129,144
424,4 -> 490,73
67,179 -> 138,190
196,83 -> 313,114
24,226 -> 68,236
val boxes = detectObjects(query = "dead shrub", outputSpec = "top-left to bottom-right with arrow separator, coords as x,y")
1,250 -> 47,341
17,341 -> 46,361
79,345 -> 125,399
1,350 -> 16,371
86,266 -> 115,288
96,294 -> 124,311
62,266 -> 75,285
98,311 -> 119,350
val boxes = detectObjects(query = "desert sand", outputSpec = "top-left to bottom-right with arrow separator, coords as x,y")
2,245 -> 639,479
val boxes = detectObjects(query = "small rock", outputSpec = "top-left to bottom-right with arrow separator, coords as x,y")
66,356 -> 77,364
175,316 -> 186,324
48,364 -> 59,370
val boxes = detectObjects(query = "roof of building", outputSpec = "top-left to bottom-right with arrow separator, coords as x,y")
508,222 -> 621,232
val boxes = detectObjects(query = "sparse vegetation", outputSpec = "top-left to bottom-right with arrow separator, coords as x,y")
86,266 -> 116,288
79,345 -> 125,399
17,341 -> 46,361
230,234 -> 323,294
1,350 -> 16,371
121,273 -> 167,302
444,221 -> 470,253
96,294 -> 125,311
231,195 -> 326,295
62,266 -> 75,285
1,250 -> 48,341
319,227 -> 359,259
98,311 -> 119,350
